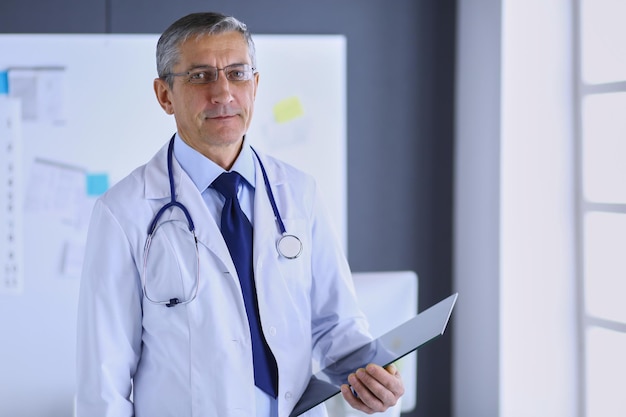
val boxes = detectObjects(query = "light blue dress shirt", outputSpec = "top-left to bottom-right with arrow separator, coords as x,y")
173,133 -> 256,226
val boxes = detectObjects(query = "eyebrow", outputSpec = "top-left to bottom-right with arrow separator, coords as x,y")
185,63 -> 248,71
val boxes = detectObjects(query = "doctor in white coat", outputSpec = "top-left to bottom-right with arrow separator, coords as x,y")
76,12 -> 404,417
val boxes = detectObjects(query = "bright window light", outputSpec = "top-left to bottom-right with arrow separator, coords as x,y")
584,212 -> 626,322
581,0 -> 626,84
585,327 -> 626,416
582,93 -> 626,204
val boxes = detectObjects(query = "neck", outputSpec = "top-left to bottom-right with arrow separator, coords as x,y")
205,142 -> 242,171
179,134 -> 244,171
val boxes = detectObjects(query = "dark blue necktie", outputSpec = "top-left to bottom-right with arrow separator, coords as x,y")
212,172 -> 278,398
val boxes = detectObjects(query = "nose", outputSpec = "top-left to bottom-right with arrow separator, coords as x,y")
209,72 -> 234,104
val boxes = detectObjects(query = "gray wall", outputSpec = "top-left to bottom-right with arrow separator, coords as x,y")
0,1 -> 456,416
453,0 -> 501,414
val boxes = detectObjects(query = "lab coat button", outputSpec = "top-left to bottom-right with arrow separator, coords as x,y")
285,391 -> 293,400
269,326 -> 277,336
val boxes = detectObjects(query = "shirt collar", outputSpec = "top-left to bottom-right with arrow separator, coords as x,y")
173,133 -> 256,192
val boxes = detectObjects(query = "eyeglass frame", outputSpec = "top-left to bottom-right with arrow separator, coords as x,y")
162,63 -> 257,84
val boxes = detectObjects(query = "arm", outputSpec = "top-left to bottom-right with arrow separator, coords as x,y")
76,199 -> 142,417
308,187 -> 371,365
307,188 -> 405,412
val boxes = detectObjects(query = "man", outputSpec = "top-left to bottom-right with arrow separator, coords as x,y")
76,12 -> 403,417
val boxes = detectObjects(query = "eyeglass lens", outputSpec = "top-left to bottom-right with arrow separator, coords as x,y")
187,64 -> 253,83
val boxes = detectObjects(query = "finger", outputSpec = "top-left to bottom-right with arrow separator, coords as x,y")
340,383 -> 373,413
341,383 -> 376,414
349,368 -> 391,412
357,364 -> 405,409
363,363 -> 404,397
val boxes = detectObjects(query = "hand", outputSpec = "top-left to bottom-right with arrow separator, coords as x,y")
340,363 -> 404,414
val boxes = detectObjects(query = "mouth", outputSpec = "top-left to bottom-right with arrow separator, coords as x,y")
204,107 -> 239,120
210,114 -> 235,120
202,113 -> 237,125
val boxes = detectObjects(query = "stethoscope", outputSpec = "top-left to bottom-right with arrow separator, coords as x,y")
142,136 -> 303,307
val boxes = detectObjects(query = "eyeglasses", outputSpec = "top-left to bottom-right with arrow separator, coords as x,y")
164,64 -> 256,84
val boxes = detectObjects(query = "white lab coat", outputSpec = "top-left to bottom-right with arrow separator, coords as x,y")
76,141 -> 371,417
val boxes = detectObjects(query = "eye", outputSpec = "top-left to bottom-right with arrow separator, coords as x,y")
226,65 -> 250,81
232,71 -> 244,80
189,70 -> 210,81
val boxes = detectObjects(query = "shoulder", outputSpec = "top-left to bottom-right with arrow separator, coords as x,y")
252,147 -> 316,189
99,164 -> 146,209
99,143 -> 168,209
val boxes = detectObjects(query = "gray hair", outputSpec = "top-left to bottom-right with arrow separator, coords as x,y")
156,12 -> 256,87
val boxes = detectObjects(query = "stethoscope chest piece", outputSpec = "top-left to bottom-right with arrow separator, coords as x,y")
277,234 -> 303,259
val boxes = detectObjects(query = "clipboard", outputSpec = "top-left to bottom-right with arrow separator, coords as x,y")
289,292 -> 458,417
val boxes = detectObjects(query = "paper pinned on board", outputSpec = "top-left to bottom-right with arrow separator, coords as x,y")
273,96 -> 305,124
0,96 -> 22,294
23,158 -> 86,224
0,71 -> 8,94
86,173 -> 109,196
7,67 -> 67,124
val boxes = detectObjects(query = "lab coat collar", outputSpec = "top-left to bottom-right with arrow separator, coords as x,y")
142,140 -> 291,290
172,133 -> 256,194
142,139 -> 237,276
143,141 -> 173,200
143,135 -> 257,200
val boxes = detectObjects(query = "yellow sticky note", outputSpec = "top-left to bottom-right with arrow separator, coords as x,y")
273,96 -> 304,123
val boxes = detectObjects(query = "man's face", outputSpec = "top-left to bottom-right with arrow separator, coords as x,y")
154,31 -> 259,162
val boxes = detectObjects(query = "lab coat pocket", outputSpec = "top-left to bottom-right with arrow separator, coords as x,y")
142,218 -> 199,306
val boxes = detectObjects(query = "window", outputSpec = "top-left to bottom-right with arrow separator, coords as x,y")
576,0 -> 626,415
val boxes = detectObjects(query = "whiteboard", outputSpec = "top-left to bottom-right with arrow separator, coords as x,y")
0,34 -> 345,417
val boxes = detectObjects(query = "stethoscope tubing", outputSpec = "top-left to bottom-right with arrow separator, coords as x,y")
250,147 -> 287,235
142,135 -> 303,307
150,135 -> 294,243
249,147 -> 303,259
147,138 -> 196,236
142,135 -> 303,306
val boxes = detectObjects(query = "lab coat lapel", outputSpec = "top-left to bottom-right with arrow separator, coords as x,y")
252,152 -> 283,289
143,141 -> 238,277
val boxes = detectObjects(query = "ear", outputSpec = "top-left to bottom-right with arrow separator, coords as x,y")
252,71 -> 260,100
154,78 -> 174,115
